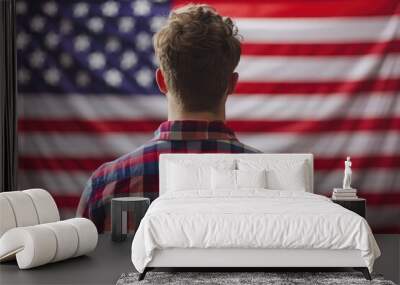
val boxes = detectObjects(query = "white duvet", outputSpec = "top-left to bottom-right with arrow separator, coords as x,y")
131,190 -> 380,273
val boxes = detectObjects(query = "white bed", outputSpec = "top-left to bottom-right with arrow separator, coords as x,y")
131,154 -> 380,280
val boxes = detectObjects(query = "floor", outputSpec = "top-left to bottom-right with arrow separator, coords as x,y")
1,234 -> 398,285
0,234 -> 133,285
373,234 -> 400,284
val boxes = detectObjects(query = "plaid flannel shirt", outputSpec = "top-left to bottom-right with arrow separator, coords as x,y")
76,120 -> 261,232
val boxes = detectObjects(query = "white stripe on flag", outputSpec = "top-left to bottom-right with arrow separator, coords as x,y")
238,54 -> 400,82
19,170 -> 90,196
19,131 -> 400,157
236,16 -> 400,43
19,133 -> 151,157
315,169 -> 400,194
238,132 -> 400,156
18,169 -> 400,195
19,93 -> 400,120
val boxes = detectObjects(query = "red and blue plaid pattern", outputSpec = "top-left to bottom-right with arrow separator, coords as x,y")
77,120 -> 260,232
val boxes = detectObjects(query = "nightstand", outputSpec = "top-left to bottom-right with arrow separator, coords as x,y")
111,197 -> 150,242
331,198 -> 366,218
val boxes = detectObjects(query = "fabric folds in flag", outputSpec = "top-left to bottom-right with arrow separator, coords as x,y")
16,0 -> 400,233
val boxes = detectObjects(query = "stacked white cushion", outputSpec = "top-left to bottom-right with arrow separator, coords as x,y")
64,218 -> 98,257
42,221 -> 79,262
1,191 -> 40,227
0,218 -> 98,269
0,189 -> 98,269
23,189 -> 60,224
0,226 -> 57,268
0,189 -> 60,237
238,159 -> 309,191
0,196 -> 17,237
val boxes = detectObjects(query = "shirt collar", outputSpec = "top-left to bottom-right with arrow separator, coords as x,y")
152,120 -> 237,141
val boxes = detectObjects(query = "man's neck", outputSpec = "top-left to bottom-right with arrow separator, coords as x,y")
167,98 -> 226,121
168,111 -> 225,121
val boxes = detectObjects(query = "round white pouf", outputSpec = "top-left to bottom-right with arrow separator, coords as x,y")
0,218 -> 98,269
0,226 -> 57,269
64,218 -> 98,257
0,196 -> 17,237
0,192 -> 39,227
42,221 -> 79,262
23,189 -> 60,224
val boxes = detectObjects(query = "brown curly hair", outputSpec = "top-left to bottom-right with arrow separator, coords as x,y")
153,4 -> 241,112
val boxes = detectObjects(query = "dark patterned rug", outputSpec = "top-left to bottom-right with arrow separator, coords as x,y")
116,271 -> 396,285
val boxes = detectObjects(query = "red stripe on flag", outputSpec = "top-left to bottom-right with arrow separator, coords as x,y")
172,0 -> 400,18
53,195 -> 81,210
227,118 -> 400,133
19,155 -> 400,171
19,156 -> 113,171
315,156 -> 400,170
242,41 -> 400,56
373,226 -> 400,234
18,118 -> 400,133
359,192 -> 400,206
18,119 -> 162,133
235,78 -> 400,95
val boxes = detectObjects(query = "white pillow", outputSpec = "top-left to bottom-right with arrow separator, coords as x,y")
211,168 -> 236,190
167,160 -> 235,192
167,163 -> 209,191
238,159 -> 308,191
237,169 -> 267,188
211,169 -> 267,190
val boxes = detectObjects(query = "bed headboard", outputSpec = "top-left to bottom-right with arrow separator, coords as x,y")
159,153 -> 314,195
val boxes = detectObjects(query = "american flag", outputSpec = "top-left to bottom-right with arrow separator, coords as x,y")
17,0 -> 400,233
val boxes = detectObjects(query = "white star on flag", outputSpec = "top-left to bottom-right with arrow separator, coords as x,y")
102,1 -> 120,17
30,50 -> 46,68
151,54 -> 159,66
87,17 -> 104,33
18,68 -> 31,84
150,16 -> 167,32
45,32 -> 60,49
132,0 -> 151,16
119,17 -> 135,33
104,69 -> 123,87
43,1 -> 58,16
136,32 -> 152,51
16,1 -> 27,15
30,16 -> 46,32
17,32 -> 30,50
60,53 -> 74,68
60,19 -> 73,35
76,71 -> 91,87
74,35 -> 91,52
44,68 -> 61,85
121,51 -> 138,70
73,2 -> 89,18
136,67 -> 153,87
105,38 -> 121,53
89,52 -> 106,70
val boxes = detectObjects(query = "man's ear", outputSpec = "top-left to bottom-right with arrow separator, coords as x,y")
156,68 -> 168,94
227,72 -> 239,95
